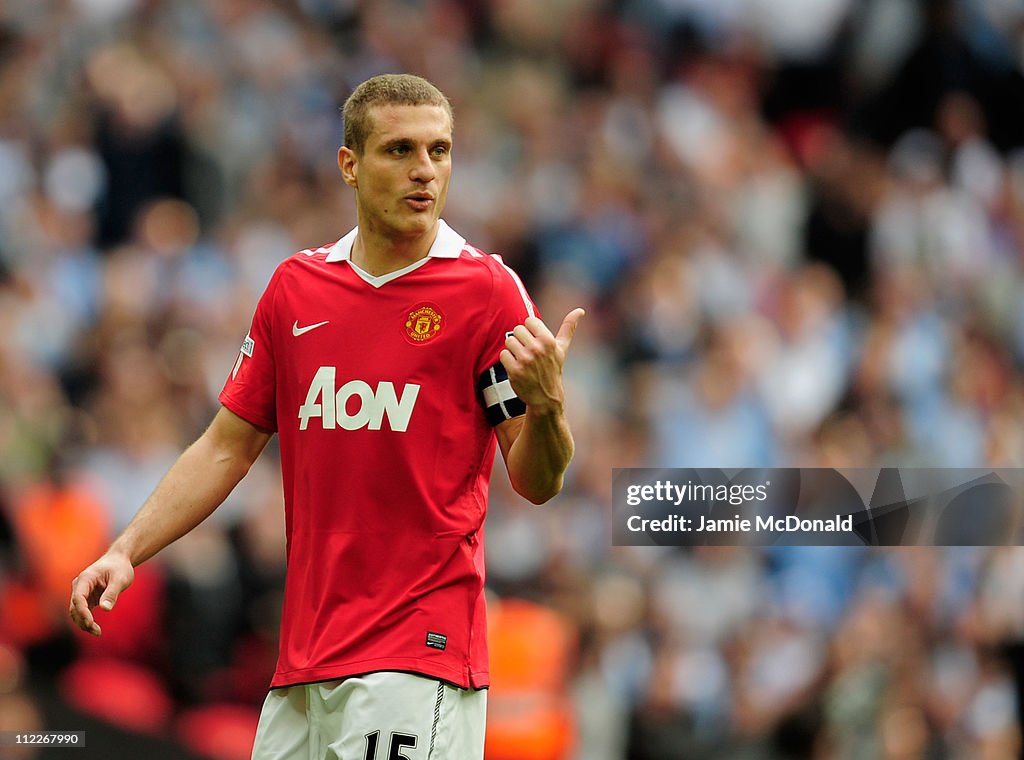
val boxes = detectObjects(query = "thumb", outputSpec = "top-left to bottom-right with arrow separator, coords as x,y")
555,308 -> 586,350
99,589 -> 118,611
98,575 -> 129,611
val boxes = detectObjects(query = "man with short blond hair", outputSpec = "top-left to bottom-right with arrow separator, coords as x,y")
342,73 -> 454,155
70,73 -> 583,759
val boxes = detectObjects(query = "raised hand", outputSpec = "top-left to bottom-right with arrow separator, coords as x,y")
500,308 -> 584,412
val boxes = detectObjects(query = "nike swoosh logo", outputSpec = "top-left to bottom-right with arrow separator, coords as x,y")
293,320 -> 330,336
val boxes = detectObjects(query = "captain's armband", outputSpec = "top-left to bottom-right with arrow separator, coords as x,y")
477,361 -> 526,426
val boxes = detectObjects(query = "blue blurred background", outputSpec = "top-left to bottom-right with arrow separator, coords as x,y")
3,0 -> 1024,758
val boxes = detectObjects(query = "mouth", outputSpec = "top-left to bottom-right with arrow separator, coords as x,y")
404,193 -> 434,211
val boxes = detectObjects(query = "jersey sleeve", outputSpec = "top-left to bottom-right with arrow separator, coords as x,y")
476,256 -> 538,426
218,265 -> 282,432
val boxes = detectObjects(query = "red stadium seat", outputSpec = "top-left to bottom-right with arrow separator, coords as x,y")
59,657 -> 173,734
176,703 -> 261,760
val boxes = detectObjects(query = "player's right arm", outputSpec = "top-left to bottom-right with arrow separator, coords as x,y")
69,406 -> 272,636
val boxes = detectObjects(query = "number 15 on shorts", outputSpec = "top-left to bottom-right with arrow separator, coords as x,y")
364,730 -> 416,760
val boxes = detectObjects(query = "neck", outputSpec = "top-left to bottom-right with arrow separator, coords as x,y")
351,221 -> 439,277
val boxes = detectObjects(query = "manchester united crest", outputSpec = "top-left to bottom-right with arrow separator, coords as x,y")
404,303 -> 444,344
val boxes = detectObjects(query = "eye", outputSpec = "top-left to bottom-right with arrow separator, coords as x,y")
389,144 -> 410,156
431,145 -> 450,157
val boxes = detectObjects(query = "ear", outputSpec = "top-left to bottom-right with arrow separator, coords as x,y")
338,146 -> 358,188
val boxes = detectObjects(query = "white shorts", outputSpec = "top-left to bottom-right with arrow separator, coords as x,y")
250,671 -> 487,760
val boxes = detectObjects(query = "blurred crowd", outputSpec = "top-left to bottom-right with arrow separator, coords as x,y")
3,0 -> 1024,757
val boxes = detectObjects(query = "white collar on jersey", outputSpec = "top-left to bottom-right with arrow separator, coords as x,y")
324,219 -> 466,263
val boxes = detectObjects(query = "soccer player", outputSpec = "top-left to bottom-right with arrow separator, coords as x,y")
68,74 -> 583,759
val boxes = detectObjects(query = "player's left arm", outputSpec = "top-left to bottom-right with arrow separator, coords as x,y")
495,308 -> 585,504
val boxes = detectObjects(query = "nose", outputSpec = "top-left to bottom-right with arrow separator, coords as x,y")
409,147 -> 436,183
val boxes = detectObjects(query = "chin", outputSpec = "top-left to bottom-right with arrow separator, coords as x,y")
397,216 -> 437,236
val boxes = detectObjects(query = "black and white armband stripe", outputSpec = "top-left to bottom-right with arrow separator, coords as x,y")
477,361 -> 527,425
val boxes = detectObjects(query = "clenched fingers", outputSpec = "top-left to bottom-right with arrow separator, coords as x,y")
505,319 -> 555,360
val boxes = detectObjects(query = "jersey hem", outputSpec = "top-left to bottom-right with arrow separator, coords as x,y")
270,658 -> 489,691
268,670 -> 490,693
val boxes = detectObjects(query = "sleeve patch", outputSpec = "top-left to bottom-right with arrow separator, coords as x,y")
477,361 -> 526,426
240,335 -> 255,357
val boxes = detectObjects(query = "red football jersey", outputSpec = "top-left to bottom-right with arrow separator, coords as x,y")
219,221 -> 535,690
